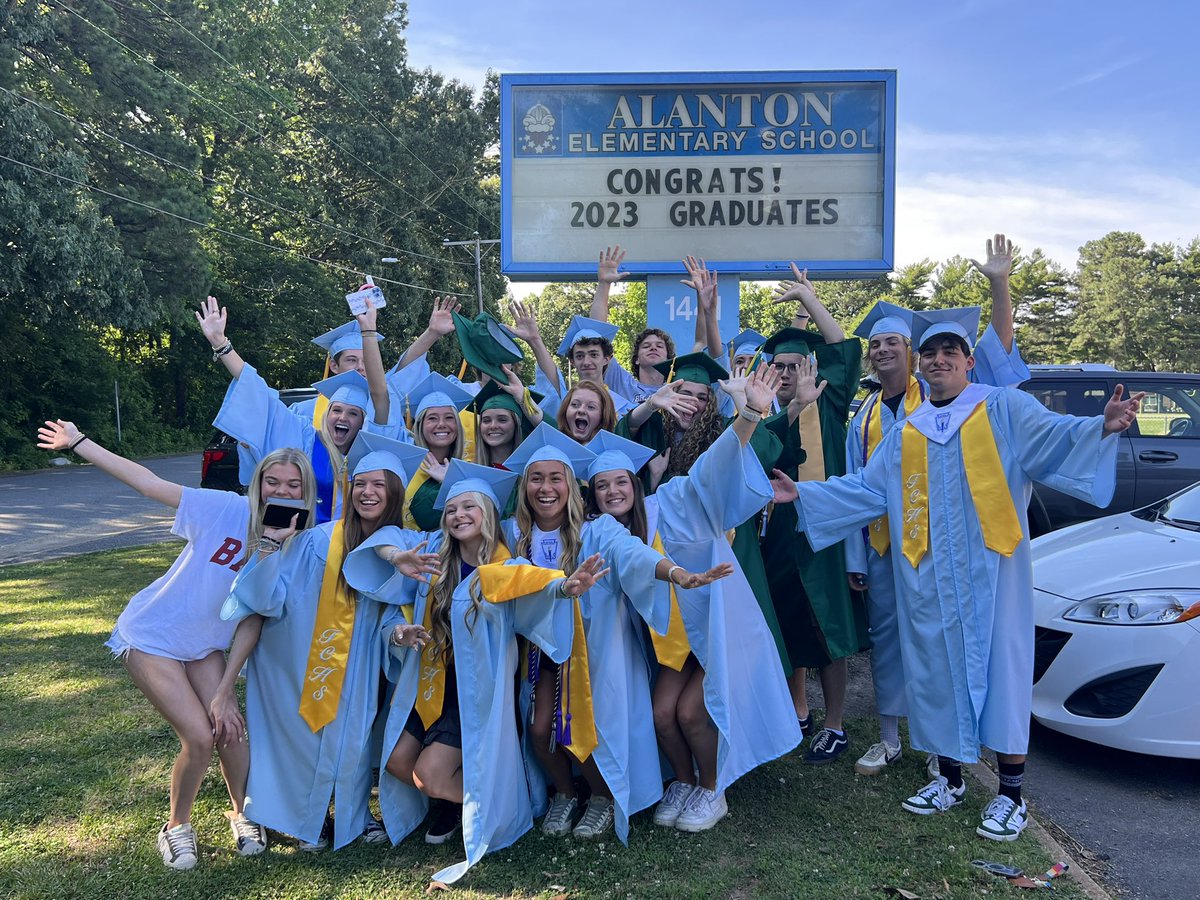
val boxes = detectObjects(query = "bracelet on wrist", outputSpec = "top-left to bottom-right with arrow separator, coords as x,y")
211,340 -> 234,361
68,434 -> 89,452
744,404 -> 765,415
666,565 -> 683,586
739,408 -> 762,424
256,535 -> 281,553
359,329 -> 378,335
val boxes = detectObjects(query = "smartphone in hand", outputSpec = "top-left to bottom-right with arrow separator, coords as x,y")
263,498 -> 310,530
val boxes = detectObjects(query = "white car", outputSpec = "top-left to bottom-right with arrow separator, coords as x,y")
1030,481 -> 1200,759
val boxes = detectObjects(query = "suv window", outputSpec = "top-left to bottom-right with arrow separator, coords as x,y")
1126,383 -> 1200,439
1024,380 -> 1109,418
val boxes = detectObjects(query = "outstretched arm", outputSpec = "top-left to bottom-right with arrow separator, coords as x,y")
356,296 -> 390,424
730,366 -> 783,446
590,245 -> 629,321
37,419 -> 183,508
394,296 -> 461,370
773,265 -> 845,342
969,232 -> 1015,352
196,296 -> 246,379
682,256 -> 723,356
507,300 -> 562,392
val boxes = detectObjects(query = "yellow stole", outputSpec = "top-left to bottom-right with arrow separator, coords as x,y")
648,531 -> 691,671
899,402 -> 1024,568
862,377 -> 925,555
794,402 -> 826,483
298,521 -> 356,732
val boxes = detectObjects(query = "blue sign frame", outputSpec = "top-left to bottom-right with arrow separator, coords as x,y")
501,70 -> 896,280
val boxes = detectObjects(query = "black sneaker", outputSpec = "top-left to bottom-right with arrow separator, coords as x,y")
804,727 -> 848,764
797,713 -> 813,739
425,801 -> 462,845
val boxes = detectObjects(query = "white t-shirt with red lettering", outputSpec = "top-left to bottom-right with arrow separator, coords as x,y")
107,487 -> 251,661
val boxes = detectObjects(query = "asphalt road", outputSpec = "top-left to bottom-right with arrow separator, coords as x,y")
0,453 -> 200,566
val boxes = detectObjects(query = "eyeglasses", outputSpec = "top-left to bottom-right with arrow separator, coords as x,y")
769,362 -> 802,373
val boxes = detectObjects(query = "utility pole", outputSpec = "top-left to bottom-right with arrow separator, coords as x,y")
443,232 -> 499,314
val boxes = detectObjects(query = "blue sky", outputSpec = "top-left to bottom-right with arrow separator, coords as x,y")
405,0 -> 1199,275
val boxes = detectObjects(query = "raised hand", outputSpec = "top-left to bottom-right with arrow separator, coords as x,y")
506,299 -> 542,344
598,246 -> 628,284
791,355 -> 828,408
649,380 -> 703,422
743,364 -> 783,413
194,295 -> 228,348
562,552 -> 611,597
390,622 -> 432,650
37,419 -> 80,452
421,452 -> 449,483
681,256 -> 718,314
354,292 -> 378,332
969,233 -> 1015,282
498,363 -> 526,400
771,264 -> 818,309
770,468 -> 799,504
389,540 -> 441,584
674,562 -> 734,589
1103,384 -> 1145,436
428,296 -> 462,337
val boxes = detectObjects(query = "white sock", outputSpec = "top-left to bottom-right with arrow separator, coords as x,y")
879,715 -> 900,749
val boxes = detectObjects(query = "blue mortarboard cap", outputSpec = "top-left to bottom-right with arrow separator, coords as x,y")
406,372 -> 474,419
345,431 -> 427,485
312,370 -> 371,410
503,422 -> 596,479
911,307 -> 982,351
854,300 -> 914,341
433,458 -> 519,512
312,320 -> 384,358
585,430 -> 657,481
556,315 -> 621,357
728,328 -> 770,359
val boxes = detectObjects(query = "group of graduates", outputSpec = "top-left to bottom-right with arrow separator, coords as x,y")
38,235 -> 1143,883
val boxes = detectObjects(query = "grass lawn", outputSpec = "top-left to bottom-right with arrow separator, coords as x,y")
0,545 -> 1086,899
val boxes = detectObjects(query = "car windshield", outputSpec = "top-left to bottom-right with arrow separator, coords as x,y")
1135,481 -> 1200,530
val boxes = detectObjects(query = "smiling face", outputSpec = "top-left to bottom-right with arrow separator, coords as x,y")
591,469 -> 635,521
259,462 -> 304,501
325,402 -> 366,452
869,333 -> 911,381
918,337 -> 975,399
570,341 -> 609,382
351,469 -> 392,525
442,491 -> 486,545
524,460 -> 571,530
634,332 -> 669,370
675,381 -> 710,430
479,408 -> 517,449
329,349 -> 365,376
564,388 -> 604,442
420,407 -> 459,452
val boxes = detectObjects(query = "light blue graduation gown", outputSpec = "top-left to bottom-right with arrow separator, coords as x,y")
343,528 -> 576,885
844,326 -> 1030,717
504,514 -> 670,845
648,428 -> 801,791
213,364 -> 409,519
534,365 -> 638,419
796,383 -> 1116,762
220,523 -> 389,850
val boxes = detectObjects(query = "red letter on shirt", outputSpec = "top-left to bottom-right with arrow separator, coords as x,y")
210,537 -> 243,567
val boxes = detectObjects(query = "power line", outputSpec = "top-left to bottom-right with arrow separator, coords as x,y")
50,0 -> 478,239
0,85 -> 471,268
0,151 -> 473,297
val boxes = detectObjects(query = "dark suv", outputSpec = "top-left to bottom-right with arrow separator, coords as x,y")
200,387 -> 319,492
1020,366 -> 1200,535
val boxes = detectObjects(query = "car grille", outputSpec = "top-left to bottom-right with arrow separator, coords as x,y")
1063,664 -> 1164,719
1033,627 -> 1071,684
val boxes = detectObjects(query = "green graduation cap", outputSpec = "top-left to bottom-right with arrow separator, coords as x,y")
452,311 -> 524,383
652,351 -> 729,387
762,326 -> 823,357
466,379 -> 544,437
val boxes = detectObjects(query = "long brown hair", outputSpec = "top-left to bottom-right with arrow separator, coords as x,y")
664,386 -> 724,477
585,470 -> 649,544
560,380 -> 616,443
475,408 -> 521,466
337,469 -> 406,597
427,492 -> 506,665
515,461 -> 584,573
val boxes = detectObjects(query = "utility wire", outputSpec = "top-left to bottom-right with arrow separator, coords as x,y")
0,151 -> 473,297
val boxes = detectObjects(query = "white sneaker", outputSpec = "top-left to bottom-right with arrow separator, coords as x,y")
675,786 -> 728,832
156,822 -> 198,871
541,793 -> 578,836
653,781 -> 696,827
901,776 -> 966,815
572,796 -> 614,839
228,813 -> 266,856
977,795 -> 1028,841
854,741 -> 901,776
361,817 -> 389,845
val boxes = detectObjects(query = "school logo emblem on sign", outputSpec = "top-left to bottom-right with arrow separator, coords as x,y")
521,103 -> 558,153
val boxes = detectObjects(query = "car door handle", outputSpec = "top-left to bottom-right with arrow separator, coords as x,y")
1139,450 -> 1179,463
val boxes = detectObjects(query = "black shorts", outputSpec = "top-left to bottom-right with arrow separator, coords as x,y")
403,666 -> 462,749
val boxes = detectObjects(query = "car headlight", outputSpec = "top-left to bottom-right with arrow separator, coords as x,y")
1063,591 -> 1200,626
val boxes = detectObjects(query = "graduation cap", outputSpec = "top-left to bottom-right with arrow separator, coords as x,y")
452,310 -> 524,383
652,351 -> 729,387
854,300 -> 914,341
556,315 -> 620,357
312,370 -> 371,411
911,307 -> 982,352
433,458 -> 520,513
467,379 -> 544,437
406,372 -> 475,420
311,320 -> 384,359
762,326 -> 823,357
728,328 -> 771,360
503,422 -> 596,479
345,431 -> 427,484
585,430 -> 657,482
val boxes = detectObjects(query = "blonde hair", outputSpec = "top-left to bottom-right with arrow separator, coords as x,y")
428,492 -> 506,665
863,336 -> 917,380
245,448 -> 317,562
317,402 -> 364,475
412,407 -> 464,460
515,461 -> 584,573
475,408 -> 521,466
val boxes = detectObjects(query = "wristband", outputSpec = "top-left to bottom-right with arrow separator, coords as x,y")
739,408 -> 762,424
256,535 -> 281,553
359,329 -> 378,335
744,405 -> 765,415
211,340 -> 234,361
666,565 -> 683,586
68,434 -> 89,452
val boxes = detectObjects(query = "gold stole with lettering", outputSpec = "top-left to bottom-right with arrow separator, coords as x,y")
298,521 -> 356,732
864,377 -> 926,555
648,531 -> 690,671
899,403 -> 1024,568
